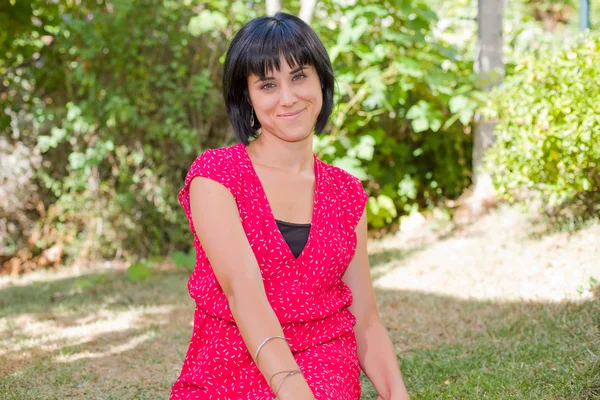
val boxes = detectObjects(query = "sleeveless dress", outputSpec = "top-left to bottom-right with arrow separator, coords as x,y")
171,143 -> 369,400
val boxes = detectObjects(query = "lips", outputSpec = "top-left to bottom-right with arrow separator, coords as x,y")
278,108 -> 306,119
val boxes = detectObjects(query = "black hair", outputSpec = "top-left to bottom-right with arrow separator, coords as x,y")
222,12 -> 335,144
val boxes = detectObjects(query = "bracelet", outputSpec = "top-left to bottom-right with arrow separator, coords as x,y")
254,335 -> 288,368
273,370 -> 303,397
269,369 -> 299,389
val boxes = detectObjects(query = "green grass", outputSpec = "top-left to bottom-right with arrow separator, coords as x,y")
1,266 -> 598,399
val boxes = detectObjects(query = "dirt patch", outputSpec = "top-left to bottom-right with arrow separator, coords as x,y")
370,205 -> 600,302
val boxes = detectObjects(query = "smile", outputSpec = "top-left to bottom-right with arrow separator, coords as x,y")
278,108 -> 306,119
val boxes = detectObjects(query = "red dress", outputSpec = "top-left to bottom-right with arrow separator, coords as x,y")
171,143 -> 368,400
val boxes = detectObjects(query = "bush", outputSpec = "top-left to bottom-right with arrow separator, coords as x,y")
1,0 -> 260,267
2,0 -> 480,269
486,32 -> 600,216
312,0 -> 479,228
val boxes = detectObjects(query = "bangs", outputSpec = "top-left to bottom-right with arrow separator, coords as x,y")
239,20 -> 319,78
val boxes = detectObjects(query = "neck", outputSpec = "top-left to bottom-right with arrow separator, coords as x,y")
246,132 -> 314,174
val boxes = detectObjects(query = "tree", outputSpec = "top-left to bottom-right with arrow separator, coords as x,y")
299,0 -> 318,25
265,0 -> 317,24
456,0 -> 505,221
266,0 -> 281,16
474,0 -> 505,183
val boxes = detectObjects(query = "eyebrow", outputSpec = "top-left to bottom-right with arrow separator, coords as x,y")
254,66 -> 306,84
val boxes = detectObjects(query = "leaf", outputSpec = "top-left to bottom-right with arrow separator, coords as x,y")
188,10 -> 227,37
398,175 -> 417,199
459,109 -> 474,126
355,135 -> 376,161
449,95 -> 469,114
332,156 -> 367,180
429,118 -> 442,132
128,262 -> 151,281
393,57 -> 424,78
68,152 -> 86,169
376,195 -> 398,219
411,118 -> 429,133
406,101 -> 427,119
173,250 -> 195,271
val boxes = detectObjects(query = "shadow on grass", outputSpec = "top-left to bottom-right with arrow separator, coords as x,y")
524,207 -> 600,240
1,268 -> 599,400
367,246 -> 427,281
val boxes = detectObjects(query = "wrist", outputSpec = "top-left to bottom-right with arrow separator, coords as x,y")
274,373 -> 313,399
390,384 -> 410,400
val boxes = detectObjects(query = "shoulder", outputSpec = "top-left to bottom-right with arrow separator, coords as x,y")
319,159 -> 369,230
190,144 -> 242,173
186,144 -> 244,183
319,160 -> 365,195
181,144 -> 245,206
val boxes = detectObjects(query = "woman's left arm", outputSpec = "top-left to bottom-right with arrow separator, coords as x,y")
342,210 -> 410,400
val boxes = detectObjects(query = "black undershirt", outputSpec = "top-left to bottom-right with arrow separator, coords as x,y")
275,220 -> 311,259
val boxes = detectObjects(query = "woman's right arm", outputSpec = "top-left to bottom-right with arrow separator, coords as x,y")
189,177 -> 314,400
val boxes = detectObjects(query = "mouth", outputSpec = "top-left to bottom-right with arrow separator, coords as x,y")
278,108 -> 306,119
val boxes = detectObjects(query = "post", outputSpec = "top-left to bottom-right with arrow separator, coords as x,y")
580,0 -> 590,31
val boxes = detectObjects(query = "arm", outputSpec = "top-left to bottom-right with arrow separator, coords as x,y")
342,210 -> 410,400
189,177 -> 314,400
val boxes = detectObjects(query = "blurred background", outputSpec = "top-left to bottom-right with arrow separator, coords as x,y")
1,1 -> 599,399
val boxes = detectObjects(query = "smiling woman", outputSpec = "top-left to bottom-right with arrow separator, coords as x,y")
170,12 -> 410,400
221,12 -> 334,145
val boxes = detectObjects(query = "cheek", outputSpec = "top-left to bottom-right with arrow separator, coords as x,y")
313,91 -> 323,115
251,92 -> 277,114
304,83 -> 323,110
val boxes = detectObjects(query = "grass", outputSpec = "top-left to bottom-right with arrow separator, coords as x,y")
358,293 -> 600,399
1,206 -> 599,399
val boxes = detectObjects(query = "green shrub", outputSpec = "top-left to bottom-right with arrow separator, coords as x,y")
312,0 -> 479,227
486,32 -> 600,216
1,0 -> 260,264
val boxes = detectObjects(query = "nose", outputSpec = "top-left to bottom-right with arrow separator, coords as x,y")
279,83 -> 297,107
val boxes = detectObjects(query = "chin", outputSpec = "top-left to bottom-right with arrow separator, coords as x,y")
282,131 -> 313,143
269,125 -> 312,143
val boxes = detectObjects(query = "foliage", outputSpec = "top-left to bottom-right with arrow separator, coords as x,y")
1,0 -> 480,265
486,32 -> 600,216
1,0 -> 262,265
311,0 -> 479,228
173,249 -> 196,271
7,0 -> 596,266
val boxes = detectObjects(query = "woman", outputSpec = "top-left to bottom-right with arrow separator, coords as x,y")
171,12 -> 410,400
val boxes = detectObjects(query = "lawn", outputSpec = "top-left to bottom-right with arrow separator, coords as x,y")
1,206 -> 599,399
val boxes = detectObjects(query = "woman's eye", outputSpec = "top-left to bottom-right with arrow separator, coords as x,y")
261,82 -> 275,90
293,73 -> 307,81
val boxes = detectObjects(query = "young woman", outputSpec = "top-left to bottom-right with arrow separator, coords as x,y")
171,12 -> 410,400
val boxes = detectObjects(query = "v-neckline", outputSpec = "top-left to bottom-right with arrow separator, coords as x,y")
239,143 -> 319,261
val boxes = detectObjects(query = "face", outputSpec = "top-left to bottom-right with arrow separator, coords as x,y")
247,59 -> 323,143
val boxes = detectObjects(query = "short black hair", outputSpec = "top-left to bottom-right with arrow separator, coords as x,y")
222,12 -> 335,144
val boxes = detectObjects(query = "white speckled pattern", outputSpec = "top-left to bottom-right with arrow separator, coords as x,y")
171,143 -> 368,399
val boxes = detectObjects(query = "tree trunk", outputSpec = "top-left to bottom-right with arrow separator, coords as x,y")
266,0 -> 281,16
299,0 -> 318,25
454,0 -> 505,223
473,0 -> 504,187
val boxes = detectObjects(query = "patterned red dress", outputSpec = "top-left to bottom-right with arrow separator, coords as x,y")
171,143 -> 368,400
